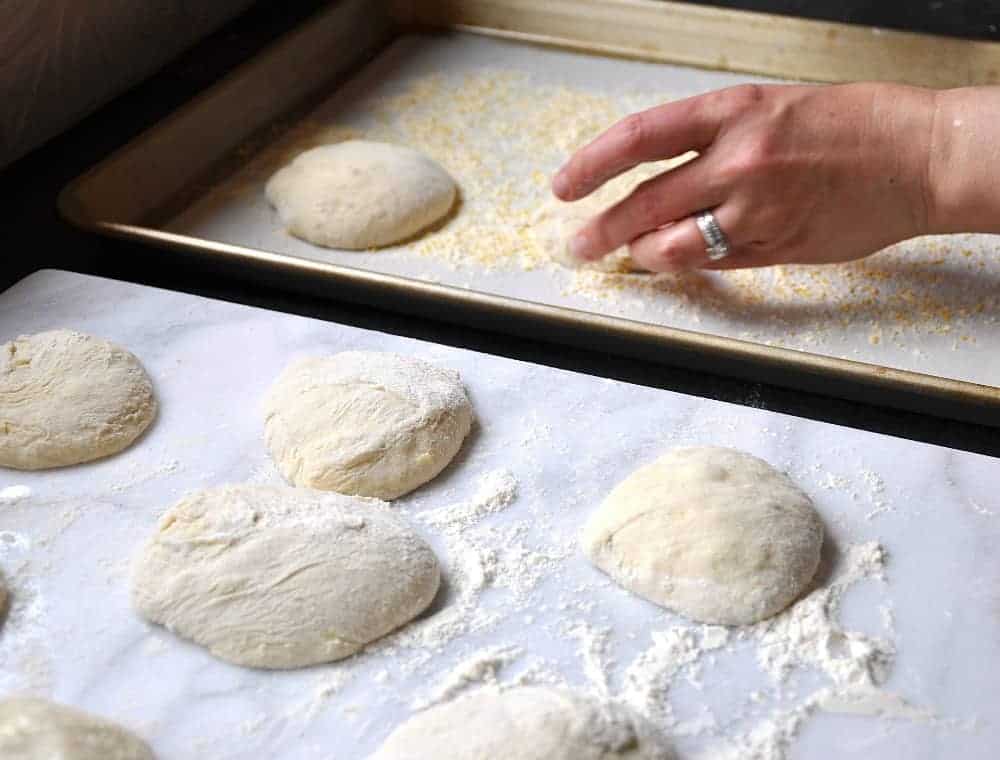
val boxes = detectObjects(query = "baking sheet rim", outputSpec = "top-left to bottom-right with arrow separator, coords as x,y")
55,2 -> 1000,422
62,218 -> 1000,411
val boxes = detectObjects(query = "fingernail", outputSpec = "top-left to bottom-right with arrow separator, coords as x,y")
552,170 -> 570,198
568,231 -> 591,260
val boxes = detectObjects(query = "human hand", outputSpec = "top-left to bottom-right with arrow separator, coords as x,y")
551,82 -> 938,271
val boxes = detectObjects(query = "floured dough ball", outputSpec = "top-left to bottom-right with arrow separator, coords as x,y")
370,686 -> 674,760
583,447 -> 823,625
131,484 -> 440,669
531,196 -> 637,273
265,140 -> 457,249
264,351 -> 473,499
0,698 -> 153,760
0,329 -> 156,470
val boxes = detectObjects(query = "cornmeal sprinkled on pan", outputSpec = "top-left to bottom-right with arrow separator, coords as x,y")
238,69 -> 998,360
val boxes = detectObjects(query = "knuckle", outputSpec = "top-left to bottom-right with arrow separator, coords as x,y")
745,132 -> 778,166
632,235 -> 680,270
728,83 -> 767,112
721,135 -> 777,181
654,243 -> 682,268
582,220 -> 611,253
701,84 -> 760,122
569,153 -> 596,186
617,113 -> 647,158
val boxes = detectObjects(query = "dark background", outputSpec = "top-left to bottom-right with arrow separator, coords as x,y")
2,0 -> 998,459
691,0 -> 1000,40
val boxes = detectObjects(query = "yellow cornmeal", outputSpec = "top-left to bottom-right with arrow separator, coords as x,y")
248,70 -> 996,353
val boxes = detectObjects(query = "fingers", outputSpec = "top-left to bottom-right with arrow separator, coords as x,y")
627,218 -> 709,272
569,157 -> 723,262
628,204 -> 755,272
553,94 -> 726,202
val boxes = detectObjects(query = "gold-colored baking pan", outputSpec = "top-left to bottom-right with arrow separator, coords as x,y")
59,0 -> 1000,425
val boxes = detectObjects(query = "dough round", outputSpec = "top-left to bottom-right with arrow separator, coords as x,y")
531,197 -> 637,273
131,484 -> 441,669
0,698 -> 153,760
370,686 -> 673,760
265,140 -> 457,249
0,329 -> 156,470
263,351 -> 473,499
583,447 -> 823,625
531,153 -> 697,273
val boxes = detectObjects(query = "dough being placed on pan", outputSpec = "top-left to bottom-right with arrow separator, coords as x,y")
583,446 -> 823,625
533,152 -> 697,272
0,697 -> 154,760
0,329 -> 156,470
265,140 -> 456,249
263,351 -> 473,499
531,196 -> 637,273
131,484 -> 441,669
369,686 -> 675,760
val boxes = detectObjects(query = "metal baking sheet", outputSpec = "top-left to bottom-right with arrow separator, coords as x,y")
1,269 -> 999,759
165,31 -> 1000,387
58,1 -> 1000,422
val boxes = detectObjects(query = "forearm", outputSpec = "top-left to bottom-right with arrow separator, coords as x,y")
925,86 -> 1000,234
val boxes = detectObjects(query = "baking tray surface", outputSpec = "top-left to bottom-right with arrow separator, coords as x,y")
1,269 -> 999,759
165,32 -> 1000,391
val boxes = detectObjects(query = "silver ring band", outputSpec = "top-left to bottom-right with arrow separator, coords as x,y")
694,211 -> 732,262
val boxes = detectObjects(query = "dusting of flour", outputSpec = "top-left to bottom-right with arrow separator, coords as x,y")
412,645 -> 524,709
361,468 -> 571,676
0,485 -> 32,504
419,469 -> 519,533
4,408 -> 965,759
353,465 -> 937,760
707,542 -> 933,760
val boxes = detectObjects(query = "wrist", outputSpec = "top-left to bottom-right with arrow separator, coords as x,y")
923,86 -> 1000,235
864,83 -> 939,240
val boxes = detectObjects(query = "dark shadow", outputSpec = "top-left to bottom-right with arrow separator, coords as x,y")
802,525 -> 840,595
415,568 -> 452,620
697,1 -> 1000,42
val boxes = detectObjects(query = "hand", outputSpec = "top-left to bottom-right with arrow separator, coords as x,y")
551,82 -> 938,271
